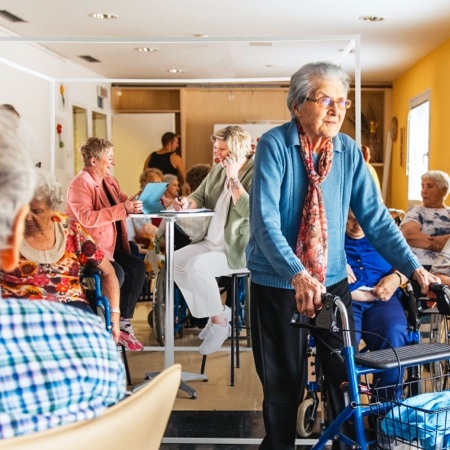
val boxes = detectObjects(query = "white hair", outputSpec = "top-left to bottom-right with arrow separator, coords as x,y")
33,169 -> 63,210
0,110 -> 36,250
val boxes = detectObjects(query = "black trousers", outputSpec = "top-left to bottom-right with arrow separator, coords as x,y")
250,279 -> 354,450
112,249 -> 146,319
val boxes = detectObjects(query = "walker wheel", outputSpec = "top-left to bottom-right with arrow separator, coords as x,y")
297,397 -> 316,437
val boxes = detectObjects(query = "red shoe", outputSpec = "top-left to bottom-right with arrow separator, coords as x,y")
119,325 -> 144,351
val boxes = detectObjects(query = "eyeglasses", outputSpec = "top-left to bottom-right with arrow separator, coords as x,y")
305,96 -> 352,110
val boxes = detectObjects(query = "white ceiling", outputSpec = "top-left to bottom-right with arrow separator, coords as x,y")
0,0 -> 449,85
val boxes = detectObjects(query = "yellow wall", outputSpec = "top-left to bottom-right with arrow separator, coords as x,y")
390,38 -> 450,210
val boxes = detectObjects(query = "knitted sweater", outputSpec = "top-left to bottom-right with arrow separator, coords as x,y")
246,118 -> 420,289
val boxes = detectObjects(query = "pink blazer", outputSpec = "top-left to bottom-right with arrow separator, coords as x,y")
66,168 -> 130,260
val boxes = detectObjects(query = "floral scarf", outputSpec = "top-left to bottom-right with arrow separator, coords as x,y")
295,125 -> 334,283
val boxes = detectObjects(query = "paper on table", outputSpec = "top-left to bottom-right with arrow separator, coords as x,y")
159,208 -> 212,214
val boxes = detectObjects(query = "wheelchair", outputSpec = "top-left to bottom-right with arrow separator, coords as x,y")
296,282 -> 450,443
149,262 -> 249,347
81,266 -> 132,384
292,289 -> 450,449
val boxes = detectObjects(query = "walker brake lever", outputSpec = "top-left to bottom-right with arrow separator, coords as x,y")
430,283 -> 450,316
290,293 -> 339,331
315,293 -> 339,331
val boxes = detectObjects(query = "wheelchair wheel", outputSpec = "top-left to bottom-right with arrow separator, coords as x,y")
147,309 -> 154,328
296,397 -> 316,437
429,313 -> 450,391
154,268 -> 166,347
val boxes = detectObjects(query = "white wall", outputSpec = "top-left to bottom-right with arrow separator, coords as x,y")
112,113 -> 175,196
0,39 -> 112,204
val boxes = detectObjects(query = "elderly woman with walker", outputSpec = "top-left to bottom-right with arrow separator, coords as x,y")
246,61 -> 439,449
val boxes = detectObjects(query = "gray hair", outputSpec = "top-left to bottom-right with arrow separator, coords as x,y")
80,137 -> 112,167
287,62 -> 352,117
0,111 -> 36,250
162,174 -> 178,184
33,169 -> 63,210
421,170 -> 450,199
211,126 -> 252,158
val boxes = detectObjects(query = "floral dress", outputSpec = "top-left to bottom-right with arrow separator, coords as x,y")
0,212 -> 104,305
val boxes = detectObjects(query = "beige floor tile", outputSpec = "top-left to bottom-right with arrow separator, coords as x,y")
128,302 -> 263,411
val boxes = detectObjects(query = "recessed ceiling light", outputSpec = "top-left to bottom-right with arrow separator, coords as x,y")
167,69 -> 187,74
135,47 -> 158,52
359,15 -> 385,22
88,13 -> 118,20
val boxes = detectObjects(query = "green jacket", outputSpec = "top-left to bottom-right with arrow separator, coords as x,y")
189,155 -> 254,269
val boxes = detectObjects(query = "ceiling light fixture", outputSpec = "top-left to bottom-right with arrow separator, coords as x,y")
168,69 -> 187,74
193,34 -> 208,38
359,15 -> 385,22
88,13 -> 118,20
135,47 -> 158,52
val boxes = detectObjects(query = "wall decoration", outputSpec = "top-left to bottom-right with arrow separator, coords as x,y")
59,84 -> 65,108
56,122 -> 65,148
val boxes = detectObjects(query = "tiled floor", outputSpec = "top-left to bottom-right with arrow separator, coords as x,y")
127,301 -> 270,448
127,301 -> 334,448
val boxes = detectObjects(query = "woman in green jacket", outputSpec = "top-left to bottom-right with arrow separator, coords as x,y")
173,125 -> 253,355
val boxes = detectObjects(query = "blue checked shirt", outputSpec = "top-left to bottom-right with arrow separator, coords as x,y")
0,298 -> 126,439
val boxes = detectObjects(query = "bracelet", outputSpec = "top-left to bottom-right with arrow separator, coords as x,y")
229,177 -> 242,190
110,308 -> 121,314
393,272 -> 403,286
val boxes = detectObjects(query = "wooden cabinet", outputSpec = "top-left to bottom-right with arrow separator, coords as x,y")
341,87 -> 392,164
340,87 -> 392,194
111,87 -> 180,112
111,86 -> 290,170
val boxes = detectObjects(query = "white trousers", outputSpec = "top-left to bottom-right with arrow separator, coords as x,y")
173,241 -> 244,318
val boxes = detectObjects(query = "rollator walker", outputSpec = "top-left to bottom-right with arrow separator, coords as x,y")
292,291 -> 450,449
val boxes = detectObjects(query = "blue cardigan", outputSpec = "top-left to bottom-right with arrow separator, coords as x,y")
246,118 -> 420,289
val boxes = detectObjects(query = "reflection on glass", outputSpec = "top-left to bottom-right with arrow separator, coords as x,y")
93,111 -> 107,139
73,106 -> 87,174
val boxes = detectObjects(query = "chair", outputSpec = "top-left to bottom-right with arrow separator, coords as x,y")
200,269 -> 251,386
0,364 -> 181,450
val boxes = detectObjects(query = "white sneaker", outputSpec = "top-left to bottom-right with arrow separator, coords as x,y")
198,305 -> 231,340
198,322 -> 231,355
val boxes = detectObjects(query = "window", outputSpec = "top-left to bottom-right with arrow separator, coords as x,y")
407,90 -> 430,203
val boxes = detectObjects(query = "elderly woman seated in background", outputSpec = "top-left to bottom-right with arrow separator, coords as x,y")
0,110 -> 125,439
0,169 -> 121,343
139,167 -> 164,190
400,170 -> 450,284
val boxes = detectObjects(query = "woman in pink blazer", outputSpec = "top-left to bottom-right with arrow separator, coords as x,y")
66,137 -> 146,351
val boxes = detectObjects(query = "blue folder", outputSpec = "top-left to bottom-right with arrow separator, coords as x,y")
138,182 -> 168,214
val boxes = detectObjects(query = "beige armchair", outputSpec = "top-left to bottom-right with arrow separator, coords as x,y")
0,364 -> 181,450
